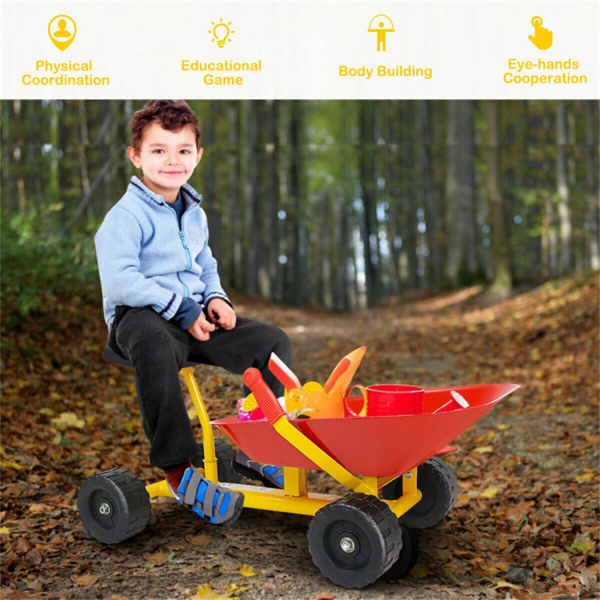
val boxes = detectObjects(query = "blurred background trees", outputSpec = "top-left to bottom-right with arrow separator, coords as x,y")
1,99 -> 598,315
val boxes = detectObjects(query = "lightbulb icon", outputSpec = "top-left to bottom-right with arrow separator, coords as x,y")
208,18 -> 235,48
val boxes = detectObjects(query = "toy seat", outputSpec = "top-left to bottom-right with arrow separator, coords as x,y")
103,345 -> 199,369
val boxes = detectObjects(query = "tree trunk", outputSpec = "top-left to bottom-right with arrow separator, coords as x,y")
486,101 -> 513,294
77,101 -> 92,221
445,100 -> 477,287
556,100 -> 573,274
420,100 -> 441,288
334,197 -> 350,311
284,101 -> 304,306
13,100 -> 27,212
584,100 -> 599,270
358,101 -> 380,306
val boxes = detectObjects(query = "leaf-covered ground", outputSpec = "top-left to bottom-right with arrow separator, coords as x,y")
1,274 -> 598,600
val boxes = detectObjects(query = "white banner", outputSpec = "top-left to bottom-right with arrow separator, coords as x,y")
1,0 -> 598,99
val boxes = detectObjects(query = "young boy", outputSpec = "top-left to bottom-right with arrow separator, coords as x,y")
95,100 -> 291,525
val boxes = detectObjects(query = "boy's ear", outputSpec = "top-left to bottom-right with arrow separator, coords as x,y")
196,147 -> 204,165
126,146 -> 142,169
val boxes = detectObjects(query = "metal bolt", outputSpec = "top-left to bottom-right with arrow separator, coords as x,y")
340,536 -> 356,554
405,472 -> 413,478
98,502 -> 112,516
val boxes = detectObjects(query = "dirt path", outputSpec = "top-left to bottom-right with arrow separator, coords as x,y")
1,275 -> 598,599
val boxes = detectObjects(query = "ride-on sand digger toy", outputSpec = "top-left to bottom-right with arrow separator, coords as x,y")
78,347 -> 519,589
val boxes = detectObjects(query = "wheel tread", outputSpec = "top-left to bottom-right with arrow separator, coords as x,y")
382,457 -> 458,529
78,468 -> 150,544
308,492 -> 402,588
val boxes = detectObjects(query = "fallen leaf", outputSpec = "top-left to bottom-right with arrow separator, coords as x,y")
410,564 -> 428,579
567,534 -> 594,554
70,573 -> 99,586
142,551 -> 170,564
0,460 -> 22,471
239,564 -> 258,577
185,532 -> 211,546
123,419 -> 139,433
480,487 -> 499,499
51,411 -> 85,429
226,582 -> 250,595
492,581 -> 529,592
190,584 -> 230,600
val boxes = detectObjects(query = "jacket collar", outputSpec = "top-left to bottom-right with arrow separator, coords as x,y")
128,176 -> 203,207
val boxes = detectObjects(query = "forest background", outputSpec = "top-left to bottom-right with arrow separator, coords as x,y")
1,100 -> 599,599
1,99 -> 599,316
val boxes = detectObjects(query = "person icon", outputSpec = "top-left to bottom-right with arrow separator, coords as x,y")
368,15 -> 395,52
48,15 -> 77,51
52,19 -> 72,39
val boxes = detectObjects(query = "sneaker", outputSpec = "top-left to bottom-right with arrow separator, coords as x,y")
232,450 -> 284,489
168,465 -> 244,526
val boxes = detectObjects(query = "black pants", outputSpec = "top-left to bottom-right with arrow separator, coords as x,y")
109,306 -> 292,470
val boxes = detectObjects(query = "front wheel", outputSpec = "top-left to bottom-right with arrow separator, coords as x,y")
307,493 -> 402,589
78,468 -> 151,544
382,457 -> 458,529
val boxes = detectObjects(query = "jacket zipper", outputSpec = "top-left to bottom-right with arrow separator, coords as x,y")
167,204 -> 193,297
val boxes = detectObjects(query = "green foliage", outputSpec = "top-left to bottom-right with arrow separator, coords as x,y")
1,206 -> 100,324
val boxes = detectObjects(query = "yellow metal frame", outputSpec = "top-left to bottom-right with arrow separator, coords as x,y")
145,367 -> 422,518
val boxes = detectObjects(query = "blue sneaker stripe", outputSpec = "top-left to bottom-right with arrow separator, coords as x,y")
178,469 -> 192,495
219,493 -> 231,516
196,479 -> 208,503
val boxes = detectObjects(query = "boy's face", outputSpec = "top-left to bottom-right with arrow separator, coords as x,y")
127,122 -> 202,201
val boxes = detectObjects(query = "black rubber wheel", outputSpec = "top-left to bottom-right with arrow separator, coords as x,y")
307,492 -> 402,589
382,457 -> 458,529
191,439 -> 240,484
381,523 -> 419,579
78,468 -> 151,544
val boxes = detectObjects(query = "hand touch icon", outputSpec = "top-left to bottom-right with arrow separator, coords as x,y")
528,16 -> 553,50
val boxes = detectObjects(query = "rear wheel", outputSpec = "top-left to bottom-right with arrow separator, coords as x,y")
191,438 -> 240,484
307,493 -> 402,589
381,523 -> 419,579
382,457 -> 458,529
78,468 -> 151,544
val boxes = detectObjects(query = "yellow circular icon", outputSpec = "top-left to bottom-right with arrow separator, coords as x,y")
48,15 -> 77,51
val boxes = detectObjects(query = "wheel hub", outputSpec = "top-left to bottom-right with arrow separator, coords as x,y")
98,501 -> 112,516
340,536 -> 357,554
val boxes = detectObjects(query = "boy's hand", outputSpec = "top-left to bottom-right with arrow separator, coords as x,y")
206,298 -> 236,330
187,312 -> 216,341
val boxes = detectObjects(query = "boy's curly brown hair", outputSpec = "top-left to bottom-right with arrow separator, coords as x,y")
130,100 -> 200,151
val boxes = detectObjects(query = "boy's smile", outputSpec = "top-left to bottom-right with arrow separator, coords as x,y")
127,122 -> 203,203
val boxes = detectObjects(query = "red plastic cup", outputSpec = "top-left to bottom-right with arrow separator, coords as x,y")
367,384 -> 424,416
344,384 -> 424,417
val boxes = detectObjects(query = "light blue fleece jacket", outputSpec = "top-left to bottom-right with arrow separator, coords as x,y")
95,176 -> 230,328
